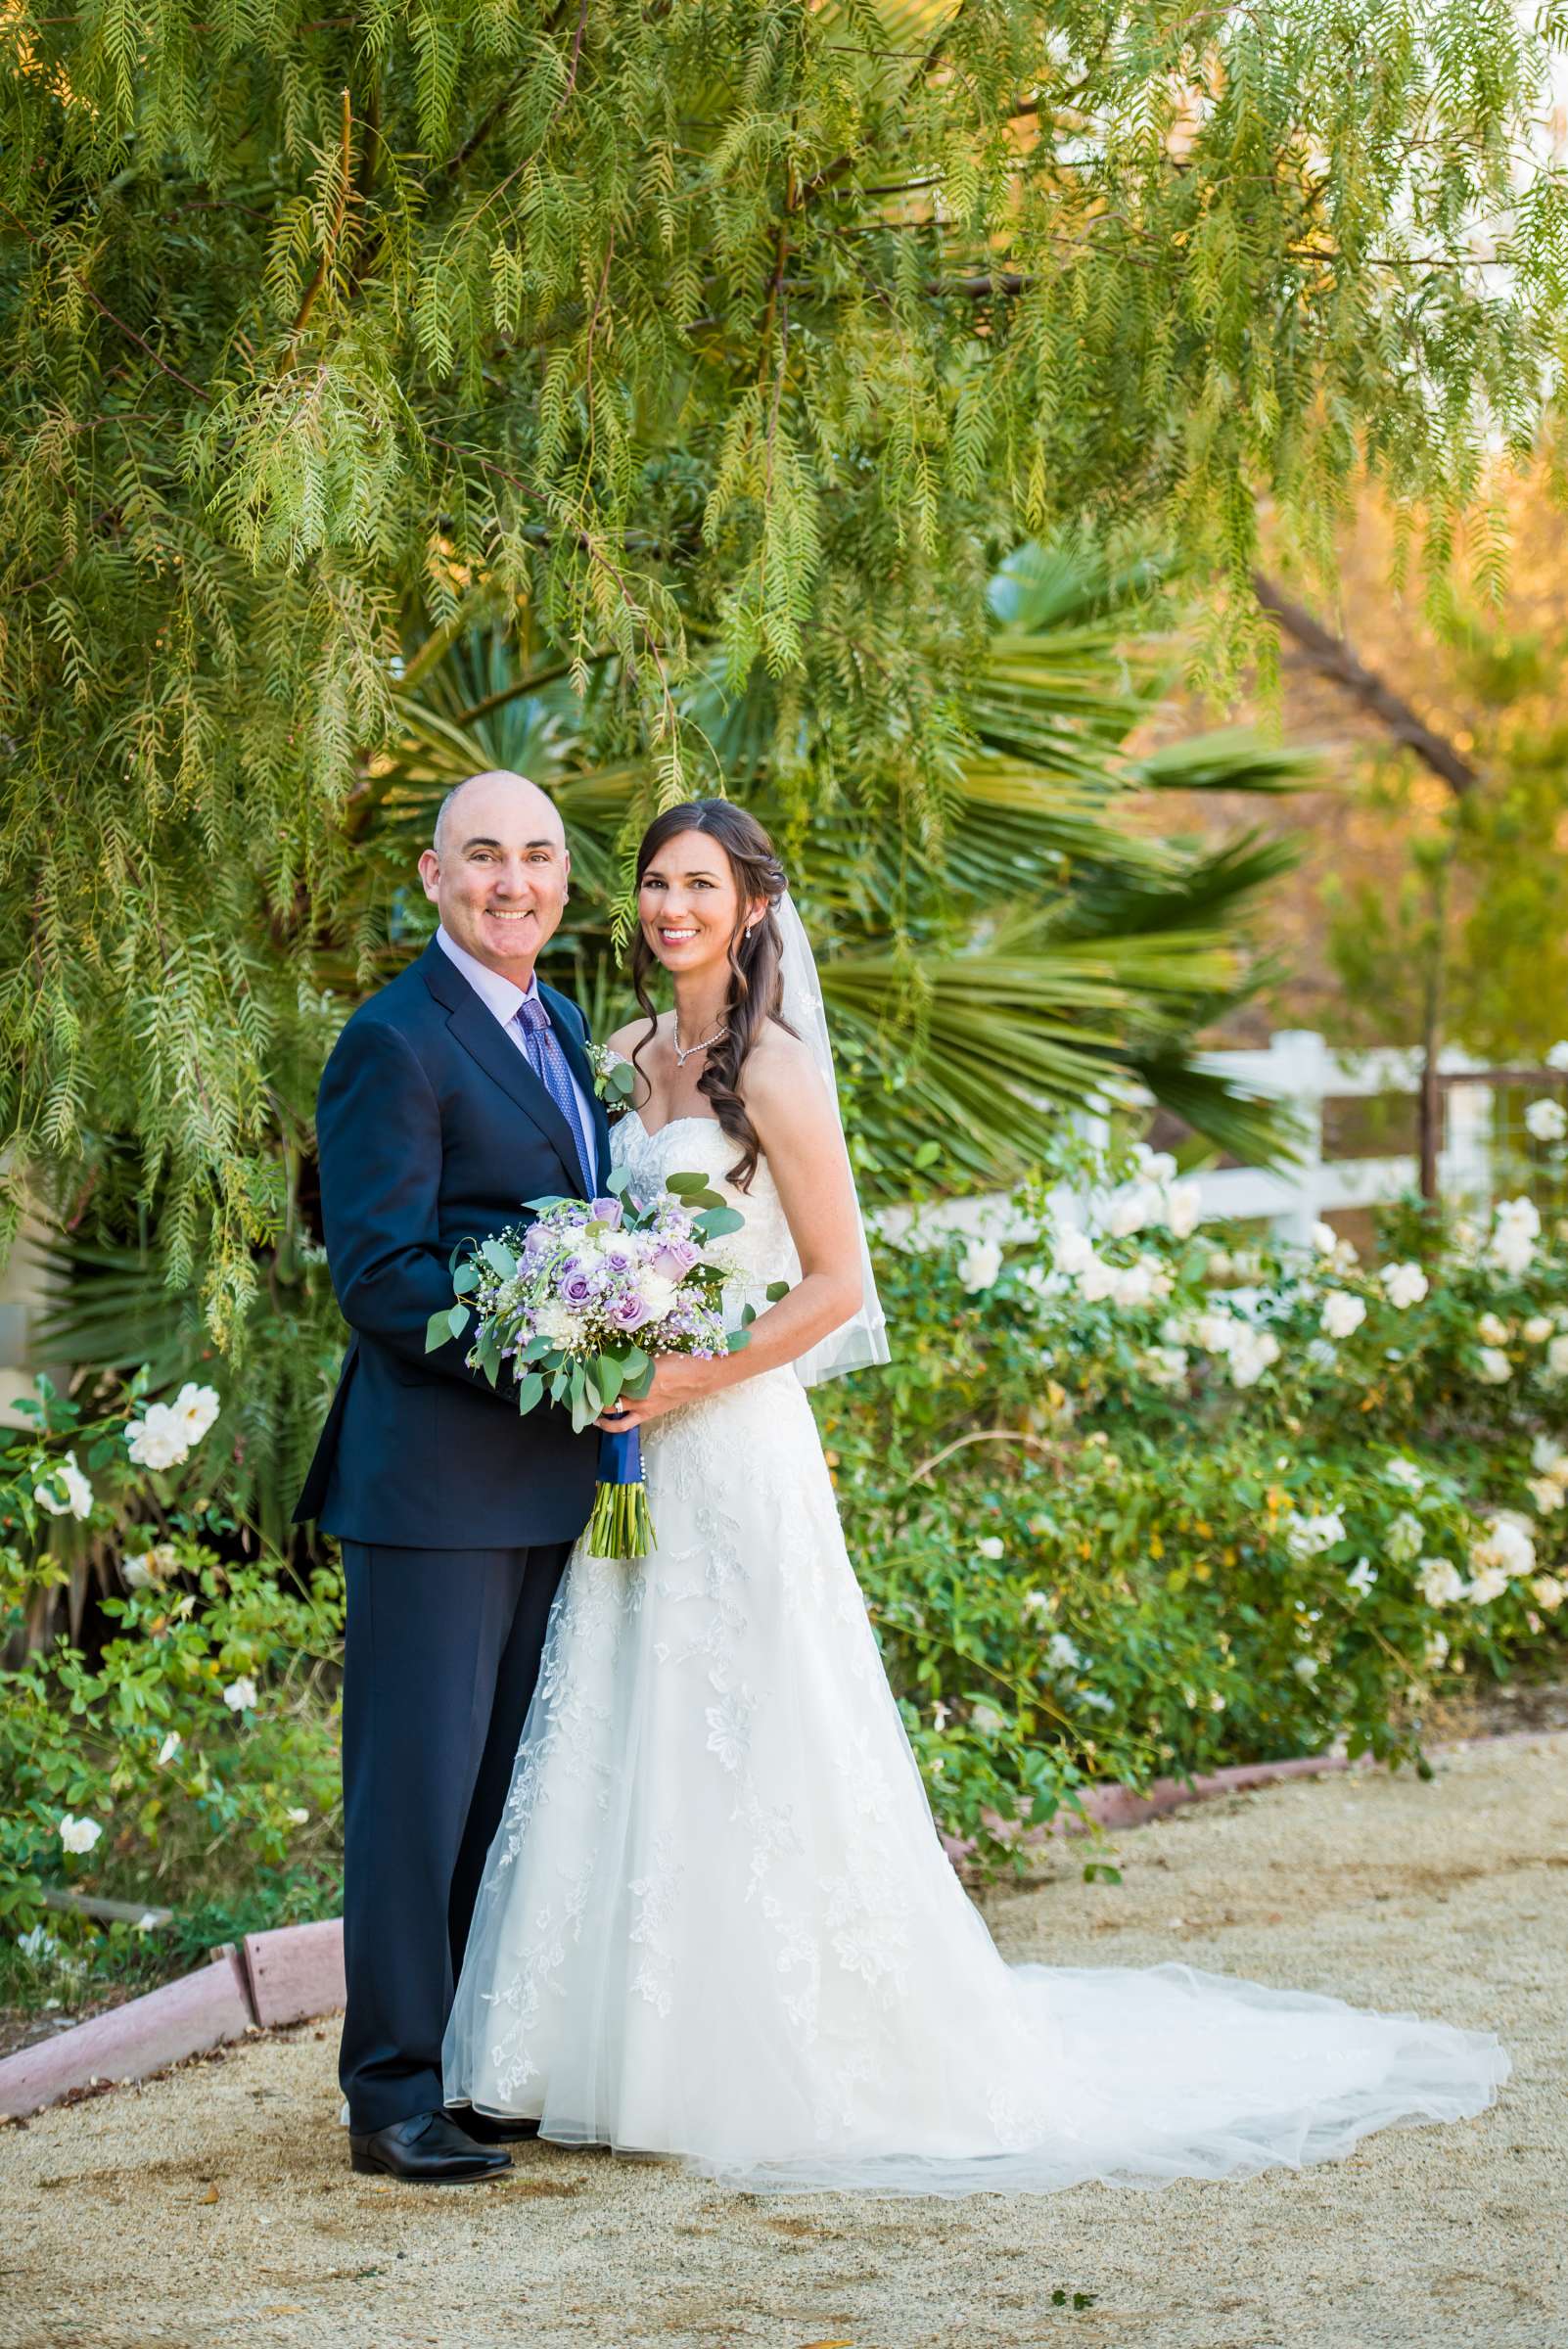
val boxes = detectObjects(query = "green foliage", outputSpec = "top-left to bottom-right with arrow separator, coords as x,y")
818,1154 -> 1568,1867
1,1536 -> 343,1937
1323,603 -> 1568,1070
6,0 -> 1568,1331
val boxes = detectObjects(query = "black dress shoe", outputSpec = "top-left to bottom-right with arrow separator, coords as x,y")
444,2104 -> 541,2144
349,2108 -> 512,2183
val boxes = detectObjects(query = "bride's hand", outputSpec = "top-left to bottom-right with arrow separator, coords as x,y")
595,1356 -> 715,1431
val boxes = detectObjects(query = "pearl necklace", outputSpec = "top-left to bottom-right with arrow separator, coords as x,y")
672,1023 -> 728,1070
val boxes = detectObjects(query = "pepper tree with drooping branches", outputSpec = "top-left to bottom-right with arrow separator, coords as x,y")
4,0 -> 1568,1349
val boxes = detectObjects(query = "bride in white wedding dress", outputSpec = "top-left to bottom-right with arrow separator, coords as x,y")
442,801 -> 1511,2196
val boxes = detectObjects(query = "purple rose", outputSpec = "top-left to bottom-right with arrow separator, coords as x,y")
588,1196 -> 623,1230
560,1268 -> 596,1307
608,1289 -> 651,1330
652,1240 -> 697,1281
601,1246 -> 634,1275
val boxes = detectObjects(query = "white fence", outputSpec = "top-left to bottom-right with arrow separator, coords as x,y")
874,1028 -> 1524,1253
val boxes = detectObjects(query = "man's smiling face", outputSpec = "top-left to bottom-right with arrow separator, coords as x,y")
418,770 -> 570,984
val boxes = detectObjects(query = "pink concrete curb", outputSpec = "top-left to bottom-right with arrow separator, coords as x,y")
0,1948 -> 253,2119
3,1724 -> 1556,2121
238,1917 -> 346,2030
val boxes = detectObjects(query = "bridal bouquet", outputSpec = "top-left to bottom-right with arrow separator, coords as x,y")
427,1169 -> 748,1558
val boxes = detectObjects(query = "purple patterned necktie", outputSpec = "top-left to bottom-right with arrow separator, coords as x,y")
515,993 -> 595,1193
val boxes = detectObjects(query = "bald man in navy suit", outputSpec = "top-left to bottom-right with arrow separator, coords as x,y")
296,771 -> 610,2183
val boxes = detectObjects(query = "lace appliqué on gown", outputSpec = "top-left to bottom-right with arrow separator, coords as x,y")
441,1110 -> 1511,2194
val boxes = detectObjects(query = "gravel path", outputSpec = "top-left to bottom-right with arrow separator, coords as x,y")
3,1728 -> 1563,2349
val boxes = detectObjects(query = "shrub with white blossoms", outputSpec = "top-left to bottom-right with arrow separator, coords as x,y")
1489,1196 -> 1540,1278
124,1382 -> 221,1472
1320,1290 -> 1367,1340
57,1815 -> 102,1855
32,1451 -> 92,1521
1379,1261 -> 1429,1310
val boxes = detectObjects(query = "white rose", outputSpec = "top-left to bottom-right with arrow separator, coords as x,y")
1305,1336 -> 1339,1371
975,1535 -> 1005,1561
1051,1226 -> 1095,1276
222,1676 -> 258,1713
1078,1255 -> 1117,1304
1523,1315 -> 1554,1345
1380,1261 -> 1429,1310
636,1272 -> 678,1326
1311,1220 -> 1339,1257
1465,1565 -> 1509,1605
1320,1291 -> 1366,1340
1292,1655 -> 1319,1681
1546,1335 -> 1568,1381
1195,1310 -> 1235,1354
1143,1344 -> 1188,1390
1418,1555 -> 1465,1607
1530,1574 -> 1564,1611
1105,1187 -> 1152,1239
1527,1475 -> 1564,1515
958,1238 -> 1003,1293
1284,1508 -> 1347,1558
1476,1347 -> 1513,1385
1163,1181 -> 1202,1240
1546,1041 -> 1568,1071
1020,1590 -> 1052,1618
170,1382 -> 221,1443
1469,1513 -> 1535,1583
1489,1197 -> 1540,1277
1204,1248 -> 1234,1281
1383,1456 -> 1425,1494
1227,1327 -> 1280,1389
287,1807 -> 310,1826
1524,1097 -> 1568,1142
1110,1260 -> 1157,1311
156,1731 -> 182,1767
1133,1145 -> 1178,1185
58,1815 -> 103,1855
1423,1631 -> 1451,1672
1477,1313 -> 1511,1346
122,1556 -> 156,1589
125,1405 -> 192,1471
1384,1511 -> 1425,1564
1531,1435 -> 1567,1477
34,1451 -> 92,1521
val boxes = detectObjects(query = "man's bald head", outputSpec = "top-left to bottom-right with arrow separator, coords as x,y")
433,769 -> 565,859
419,770 -> 571,985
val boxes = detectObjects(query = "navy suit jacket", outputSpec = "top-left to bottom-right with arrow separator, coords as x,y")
294,936 -> 613,1549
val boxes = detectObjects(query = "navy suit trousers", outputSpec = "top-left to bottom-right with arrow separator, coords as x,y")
338,1539 -> 570,2134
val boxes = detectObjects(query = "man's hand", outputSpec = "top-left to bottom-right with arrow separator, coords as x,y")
595,1354 -> 722,1432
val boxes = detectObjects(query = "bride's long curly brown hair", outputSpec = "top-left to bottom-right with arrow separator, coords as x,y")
628,800 -> 793,1192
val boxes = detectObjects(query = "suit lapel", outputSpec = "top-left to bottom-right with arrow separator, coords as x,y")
418,938 -> 586,1194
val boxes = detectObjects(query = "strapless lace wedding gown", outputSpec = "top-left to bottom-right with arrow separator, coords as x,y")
442,1109 -> 1511,2194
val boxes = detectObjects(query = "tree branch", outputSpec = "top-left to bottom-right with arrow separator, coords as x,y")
278,86 -> 353,367
1251,571 -> 1477,796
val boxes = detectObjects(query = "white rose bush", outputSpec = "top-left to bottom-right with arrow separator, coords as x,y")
2,1364 -> 341,1952
815,1147 -> 1568,1872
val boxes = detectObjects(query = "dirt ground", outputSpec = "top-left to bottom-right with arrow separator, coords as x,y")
2,1727 -> 1563,2349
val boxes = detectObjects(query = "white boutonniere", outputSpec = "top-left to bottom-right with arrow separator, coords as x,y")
587,1041 -> 637,1118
